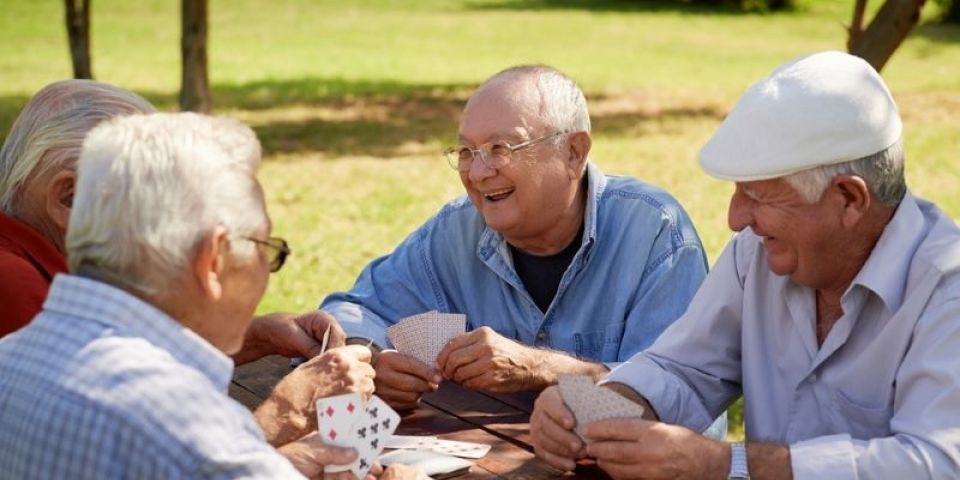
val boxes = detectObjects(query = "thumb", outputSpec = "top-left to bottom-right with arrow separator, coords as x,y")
278,432 -> 358,477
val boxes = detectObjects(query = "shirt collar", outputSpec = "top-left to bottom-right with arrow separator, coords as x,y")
42,274 -> 234,390
0,210 -> 68,280
477,162 -> 606,258
848,191 -> 925,313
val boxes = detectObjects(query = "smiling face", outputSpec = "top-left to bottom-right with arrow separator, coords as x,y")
729,178 -> 857,290
457,76 -> 587,252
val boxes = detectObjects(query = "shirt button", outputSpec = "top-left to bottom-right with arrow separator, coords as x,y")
537,331 -> 548,341
807,373 -> 818,383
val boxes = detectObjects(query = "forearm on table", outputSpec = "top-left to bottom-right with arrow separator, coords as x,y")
233,313 -> 290,365
532,349 -> 610,389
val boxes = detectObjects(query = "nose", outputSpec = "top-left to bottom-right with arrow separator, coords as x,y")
727,186 -> 755,232
466,150 -> 497,183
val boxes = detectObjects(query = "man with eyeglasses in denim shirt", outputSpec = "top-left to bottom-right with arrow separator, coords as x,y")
317,64 -> 725,438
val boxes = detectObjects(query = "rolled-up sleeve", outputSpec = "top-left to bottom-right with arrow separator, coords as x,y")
321,225 -> 446,348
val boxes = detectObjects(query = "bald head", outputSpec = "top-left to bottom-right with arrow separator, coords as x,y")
464,65 -> 591,136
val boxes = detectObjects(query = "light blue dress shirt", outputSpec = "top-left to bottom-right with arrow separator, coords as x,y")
605,192 -> 960,479
321,163 -> 708,366
0,275 -> 304,479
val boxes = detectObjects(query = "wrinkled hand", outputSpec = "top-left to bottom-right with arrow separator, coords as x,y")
436,326 -> 546,393
583,418 -> 727,480
235,311 -> 347,365
378,464 -> 430,480
257,345 -> 374,446
277,431 -> 358,479
374,350 -> 442,410
530,385 -> 585,471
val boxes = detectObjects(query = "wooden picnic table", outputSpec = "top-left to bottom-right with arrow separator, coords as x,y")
230,355 -> 611,479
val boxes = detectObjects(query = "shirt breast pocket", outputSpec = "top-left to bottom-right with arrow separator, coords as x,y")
831,388 -> 893,440
574,322 -> 624,362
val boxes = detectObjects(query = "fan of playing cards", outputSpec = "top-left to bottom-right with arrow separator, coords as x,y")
317,393 -> 401,478
386,311 -> 467,366
558,374 -> 646,438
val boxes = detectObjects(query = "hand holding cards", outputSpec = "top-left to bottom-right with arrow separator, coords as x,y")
387,311 -> 466,366
317,393 -> 400,478
558,374 -> 646,438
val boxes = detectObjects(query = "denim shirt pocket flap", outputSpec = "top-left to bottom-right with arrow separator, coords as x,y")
574,329 -> 604,359
574,322 -> 624,362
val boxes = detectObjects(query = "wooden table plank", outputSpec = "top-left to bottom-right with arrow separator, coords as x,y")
229,356 -> 609,479
422,383 -> 536,448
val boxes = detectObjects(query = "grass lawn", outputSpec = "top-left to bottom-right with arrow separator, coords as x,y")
3,0 -> 959,439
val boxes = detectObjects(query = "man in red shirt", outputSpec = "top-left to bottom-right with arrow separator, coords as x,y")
0,80 -> 155,336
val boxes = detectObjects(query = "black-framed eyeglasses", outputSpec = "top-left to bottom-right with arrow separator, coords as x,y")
443,131 -> 566,172
245,236 -> 290,273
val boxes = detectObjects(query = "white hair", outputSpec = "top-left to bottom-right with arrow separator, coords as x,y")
784,139 -> 906,207
484,65 -> 591,135
67,113 -> 267,297
0,80 -> 156,215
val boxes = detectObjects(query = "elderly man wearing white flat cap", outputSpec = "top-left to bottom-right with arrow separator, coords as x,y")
529,50 -> 960,479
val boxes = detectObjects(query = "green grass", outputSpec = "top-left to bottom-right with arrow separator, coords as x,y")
4,0 -> 960,440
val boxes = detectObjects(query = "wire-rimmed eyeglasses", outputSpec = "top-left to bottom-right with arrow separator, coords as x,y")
244,236 -> 290,273
443,131 -> 566,172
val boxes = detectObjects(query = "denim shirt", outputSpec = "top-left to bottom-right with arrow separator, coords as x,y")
321,163 -> 708,366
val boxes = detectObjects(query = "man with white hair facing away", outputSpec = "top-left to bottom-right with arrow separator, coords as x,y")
0,113 -> 419,479
530,51 -> 960,479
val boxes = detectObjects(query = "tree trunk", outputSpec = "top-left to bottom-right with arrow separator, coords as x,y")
64,0 -> 93,79
180,0 -> 211,112
848,0 -> 927,72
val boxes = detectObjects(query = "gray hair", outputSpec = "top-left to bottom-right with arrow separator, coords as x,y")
784,139 -> 906,207
67,113 -> 267,297
483,65 -> 591,135
0,80 -> 156,215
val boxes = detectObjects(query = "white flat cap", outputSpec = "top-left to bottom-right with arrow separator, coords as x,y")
699,51 -> 902,181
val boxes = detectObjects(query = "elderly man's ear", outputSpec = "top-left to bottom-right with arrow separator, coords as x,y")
192,226 -> 230,301
45,170 -> 76,231
830,175 -> 872,228
564,131 -> 592,179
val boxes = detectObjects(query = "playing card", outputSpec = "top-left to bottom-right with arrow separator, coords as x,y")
558,374 -> 645,438
316,393 -> 363,448
387,311 -> 466,366
384,434 -> 438,449
379,449 -> 473,479
345,395 -> 401,479
415,438 -> 491,459
384,435 -> 490,459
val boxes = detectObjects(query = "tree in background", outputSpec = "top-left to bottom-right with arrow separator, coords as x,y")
848,0 -> 928,71
180,0 -> 211,113
65,0 -> 93,79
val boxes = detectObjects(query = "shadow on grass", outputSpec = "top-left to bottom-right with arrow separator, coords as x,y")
466,0 -> 783,15
0,76 -> 725,160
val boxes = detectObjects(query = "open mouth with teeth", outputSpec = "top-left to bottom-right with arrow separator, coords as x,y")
483,187 -> 515,202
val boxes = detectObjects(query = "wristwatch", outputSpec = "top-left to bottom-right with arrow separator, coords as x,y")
345,336 -> 384,354
345,336 -> 384,365
728,442 -> 750,480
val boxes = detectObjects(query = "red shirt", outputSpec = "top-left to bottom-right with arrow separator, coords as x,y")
0,211 -> 68,336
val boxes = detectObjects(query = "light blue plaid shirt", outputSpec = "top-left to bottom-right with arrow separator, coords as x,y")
0,274 -> 304,479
